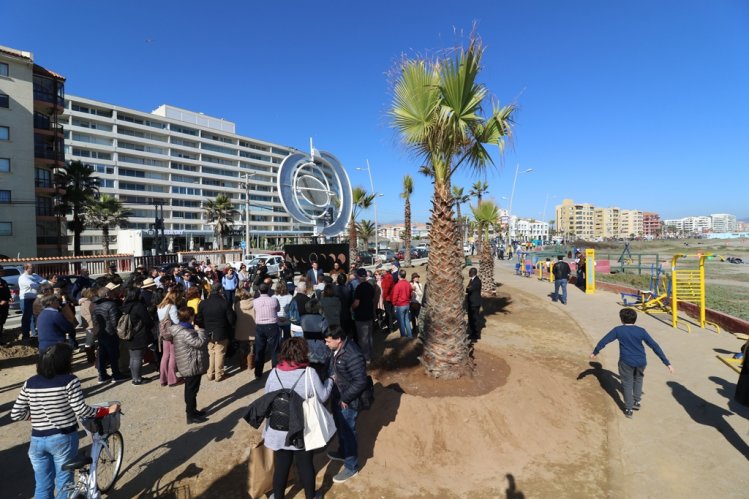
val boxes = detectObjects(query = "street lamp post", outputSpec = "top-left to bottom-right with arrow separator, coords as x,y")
242,173 -> 257,257
507,164 -> 533,248
356,160 -> 380,253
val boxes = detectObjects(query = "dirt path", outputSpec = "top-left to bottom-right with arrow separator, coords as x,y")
6,256 -> 744,497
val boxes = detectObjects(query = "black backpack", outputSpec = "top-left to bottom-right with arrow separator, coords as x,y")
268,370 -> 304,431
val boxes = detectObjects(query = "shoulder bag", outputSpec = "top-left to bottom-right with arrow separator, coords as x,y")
302,367 -> 336,450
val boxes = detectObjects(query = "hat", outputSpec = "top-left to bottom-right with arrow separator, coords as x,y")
105,282 -> 120,291
141,278 -> 156,289
356,268 -> 368,278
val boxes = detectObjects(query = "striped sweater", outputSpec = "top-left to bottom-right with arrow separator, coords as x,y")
11,374 -> 106,436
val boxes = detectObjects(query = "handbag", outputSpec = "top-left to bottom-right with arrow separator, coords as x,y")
248,439 -> 274,499
302,367 -> 336,450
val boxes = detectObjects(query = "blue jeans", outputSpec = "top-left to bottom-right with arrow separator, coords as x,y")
554,278 -> 568,304
21,297 -> 37,338
28,431 -> 79,499
332,401 -> 359,472
394,305 -> 413,338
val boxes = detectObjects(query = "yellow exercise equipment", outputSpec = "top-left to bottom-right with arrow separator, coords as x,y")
670,254 -> 720,333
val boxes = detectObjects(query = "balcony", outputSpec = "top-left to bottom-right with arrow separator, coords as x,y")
33,89 -> 64,108
34,146 -> 65,162
36,236 -> 61,246
34,117 -> 64,135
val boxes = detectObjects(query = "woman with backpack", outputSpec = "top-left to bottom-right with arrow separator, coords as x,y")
263,338 -> 332,499
122,288 -> 153,385
158,288 -> 181,387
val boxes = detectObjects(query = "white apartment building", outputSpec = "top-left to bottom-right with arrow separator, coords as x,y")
377,223 -> 429,242
62,96 -> 315,254
711,213 -> 737,233
513,218 -> 549,242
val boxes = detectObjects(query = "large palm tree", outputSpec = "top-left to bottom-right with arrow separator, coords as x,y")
57,160 -> 99,255
85,194 -> 131,255
203,193 -> 238,250
356,219 -> 376,248
471,201 -> 500,296
349,186 -> 375,264
452,185 -> 470,247
390,37 -> 515,379
401,175 -> 414,267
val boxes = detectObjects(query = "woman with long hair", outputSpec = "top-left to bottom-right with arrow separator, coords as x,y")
11,343 -> 120,498
122,287 -> 153,385
171,307 -> 209,424
264,338 -> 332,499
158,288 -> 181,386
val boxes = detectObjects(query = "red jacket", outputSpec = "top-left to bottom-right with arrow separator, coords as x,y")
391,279 -> 412,307
381,272 -> 394,301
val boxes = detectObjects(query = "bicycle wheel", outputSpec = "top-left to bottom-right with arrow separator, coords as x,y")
96,431 -> 124,493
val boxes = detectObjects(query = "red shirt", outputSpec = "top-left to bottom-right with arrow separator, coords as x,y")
391,279 -> 413,307
381,272 -> 394,301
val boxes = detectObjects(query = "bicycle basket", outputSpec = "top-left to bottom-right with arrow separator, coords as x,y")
81,403 -> 121,434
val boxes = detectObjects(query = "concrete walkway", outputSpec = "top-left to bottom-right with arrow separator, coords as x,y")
493,259 -> 749,498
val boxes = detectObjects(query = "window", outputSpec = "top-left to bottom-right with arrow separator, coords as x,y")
0,93 -> 8,108
0,126 -> 8,140
0,63 -> 8,76
0,158 -> 9,172
0,222 -> 11,236
0,190 -> 10,203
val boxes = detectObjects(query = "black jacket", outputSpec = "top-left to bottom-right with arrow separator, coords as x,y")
280,266 -> 294,283
553,260 -> 572,280
244,390 -> 305,448
69,276 -> 94,303
195,294 -> 236,341
330,339 -> 367,409
466,276 -> 482,308
122,300 -> 154,350
93,298 -> 121,337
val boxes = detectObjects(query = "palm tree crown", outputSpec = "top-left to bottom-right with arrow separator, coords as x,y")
85,194 -> 131,255
203,194 -> 238,250
390,36 -> 515,379
349,186 -> 375,264
57,160 -> 99,255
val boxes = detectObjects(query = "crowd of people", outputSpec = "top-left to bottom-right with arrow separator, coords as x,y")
6,256 -> 433,497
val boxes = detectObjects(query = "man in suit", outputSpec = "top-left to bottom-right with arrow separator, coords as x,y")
465,267 -> 482,341
306,261 -> 324,286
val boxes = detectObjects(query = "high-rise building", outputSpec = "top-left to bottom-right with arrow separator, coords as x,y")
0,46 -> 66,258
594,207 -> 621,239
620,209 -> 643,238
556,199 -> 595,240
642,212 -> 661,238
62,96 -> 316,253
710,214 -> 737,233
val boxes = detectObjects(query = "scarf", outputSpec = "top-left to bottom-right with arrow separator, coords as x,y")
277,360 -> 309,372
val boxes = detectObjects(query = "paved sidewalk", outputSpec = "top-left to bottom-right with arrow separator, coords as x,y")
494,260 -> 749,498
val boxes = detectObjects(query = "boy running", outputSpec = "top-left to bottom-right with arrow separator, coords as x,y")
590,308 -> 674,418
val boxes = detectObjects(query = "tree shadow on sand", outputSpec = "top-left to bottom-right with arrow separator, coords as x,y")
483,295 -> 512,317
577,362 -> 625,411
667,381 -> 749,460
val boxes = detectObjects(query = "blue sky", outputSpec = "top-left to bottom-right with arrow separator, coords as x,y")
4,1 -> 748,223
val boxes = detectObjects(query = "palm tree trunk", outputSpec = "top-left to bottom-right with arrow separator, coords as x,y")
404,199 -> 412,267
456,203 -> 463,249
348,217 -> 357,267
479,225 -> 495,296
73,211 -> 81,256
102,225 -> 110,255
421,182 -> 473,379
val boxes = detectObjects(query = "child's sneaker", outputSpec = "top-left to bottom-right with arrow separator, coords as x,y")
633,401 -> 641,410
624,409 -> 633,418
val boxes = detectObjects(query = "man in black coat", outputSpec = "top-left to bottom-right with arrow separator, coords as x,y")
552,255 -> 572,305
195,287 -> 236,382
93,284 -> 127,383
325,325 -> 367,484
466,267 -> 482,341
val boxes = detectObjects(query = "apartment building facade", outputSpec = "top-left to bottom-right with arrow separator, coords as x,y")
642,212 -> 661,238
555,199 -> 595,240
710,213 -> 737,233
594,207 -> 621,239
0,46 -> 66,258
619,209 -> 643,238
62,96 -> 314,254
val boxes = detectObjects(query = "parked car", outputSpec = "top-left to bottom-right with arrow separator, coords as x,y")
411,248 -> 428,259
2,266 -> 24,310
356,251 -> 376,266
396,248 -> 406,260
245,255 -> 284,277
463,244 -> 472,256
375,250 -> 397,263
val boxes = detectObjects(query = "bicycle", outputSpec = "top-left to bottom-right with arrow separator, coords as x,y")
61,402 -> 124,499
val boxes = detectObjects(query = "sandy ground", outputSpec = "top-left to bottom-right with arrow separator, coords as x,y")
0,258 -> 746,498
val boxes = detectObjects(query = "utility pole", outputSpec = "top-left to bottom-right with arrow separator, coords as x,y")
243,173 -> 256,257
